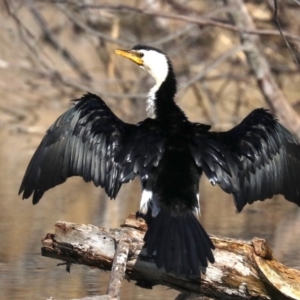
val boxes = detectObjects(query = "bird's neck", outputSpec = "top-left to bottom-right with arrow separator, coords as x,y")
147,66 -> 184,120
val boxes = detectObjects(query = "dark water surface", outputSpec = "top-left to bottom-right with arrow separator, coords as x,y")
0,129 -> 300,300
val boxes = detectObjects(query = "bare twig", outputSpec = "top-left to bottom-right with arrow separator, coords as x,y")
36,1 -> 300,42
3,0 -> 34,39
3,0 -> 51,71
200,81 -> 218,125
55,3 -> 132,48
225,0 -> 300,139
179,45 -> 246,92
56,73 -> 147,99
291,0 -> 300,5
27,1 -> 92,81
70,4 -> 300,42
273,0 -> 299,67
150,25 -> 195,47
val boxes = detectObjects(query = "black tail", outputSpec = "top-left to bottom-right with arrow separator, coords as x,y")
144,209 -> 215,278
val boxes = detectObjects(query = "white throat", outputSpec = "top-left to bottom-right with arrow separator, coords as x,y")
138,50 -> 169,119
147,84 -> 159,118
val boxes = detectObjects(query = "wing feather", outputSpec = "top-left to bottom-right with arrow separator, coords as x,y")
190,108 -> 300,211
19,94 -> 166,204
115,118 -> 166,183
19,93 -> 134,204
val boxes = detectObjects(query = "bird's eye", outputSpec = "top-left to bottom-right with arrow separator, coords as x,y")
138,52 -> 144,58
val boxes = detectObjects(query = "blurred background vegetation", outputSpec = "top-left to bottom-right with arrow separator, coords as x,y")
0,0 -> 300,299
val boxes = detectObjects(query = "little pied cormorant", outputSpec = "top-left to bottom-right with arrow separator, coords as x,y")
19,45 -> 300,278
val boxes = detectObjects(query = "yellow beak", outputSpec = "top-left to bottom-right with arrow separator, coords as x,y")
115,49 -> 143,65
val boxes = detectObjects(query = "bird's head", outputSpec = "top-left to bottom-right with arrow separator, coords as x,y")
115,45 -> 171,87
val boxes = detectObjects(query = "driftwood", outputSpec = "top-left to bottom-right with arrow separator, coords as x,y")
41,214 -> 300,300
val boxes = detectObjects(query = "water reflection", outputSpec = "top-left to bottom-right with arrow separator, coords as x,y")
0,128 -> 299,299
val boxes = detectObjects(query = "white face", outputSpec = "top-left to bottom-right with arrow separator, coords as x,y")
136,49 -> 169,86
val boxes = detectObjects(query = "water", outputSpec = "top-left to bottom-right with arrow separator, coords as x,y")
0,128 -> 300,300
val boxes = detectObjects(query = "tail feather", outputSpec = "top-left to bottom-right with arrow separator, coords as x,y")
177,217 -> 189,276
172,219 -> 182,275
146,214 -> 164,254
156,215 -> 172,269
144,209 -> 215,278
190,217 -> 215,265
182,221 -> 200,276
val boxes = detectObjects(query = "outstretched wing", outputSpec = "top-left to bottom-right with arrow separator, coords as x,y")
190,108 -> 300,211
19,93 -> 135,204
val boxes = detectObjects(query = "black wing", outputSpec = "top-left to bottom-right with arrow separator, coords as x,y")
190,108 -> 300,211
19,93 -> 136,204
19,93 -> 166,205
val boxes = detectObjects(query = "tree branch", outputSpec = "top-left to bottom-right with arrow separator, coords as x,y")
71,3 -> 300,42
41,214 -> 300,300
28,1 -> 92,81
225,0 -> 300,139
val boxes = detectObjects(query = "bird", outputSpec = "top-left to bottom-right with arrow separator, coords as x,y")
19,44 -> 300,278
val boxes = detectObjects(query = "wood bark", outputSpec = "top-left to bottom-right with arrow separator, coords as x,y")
41,214 -> 300,300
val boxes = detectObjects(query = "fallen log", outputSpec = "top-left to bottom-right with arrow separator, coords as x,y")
41,214 -> 300,300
